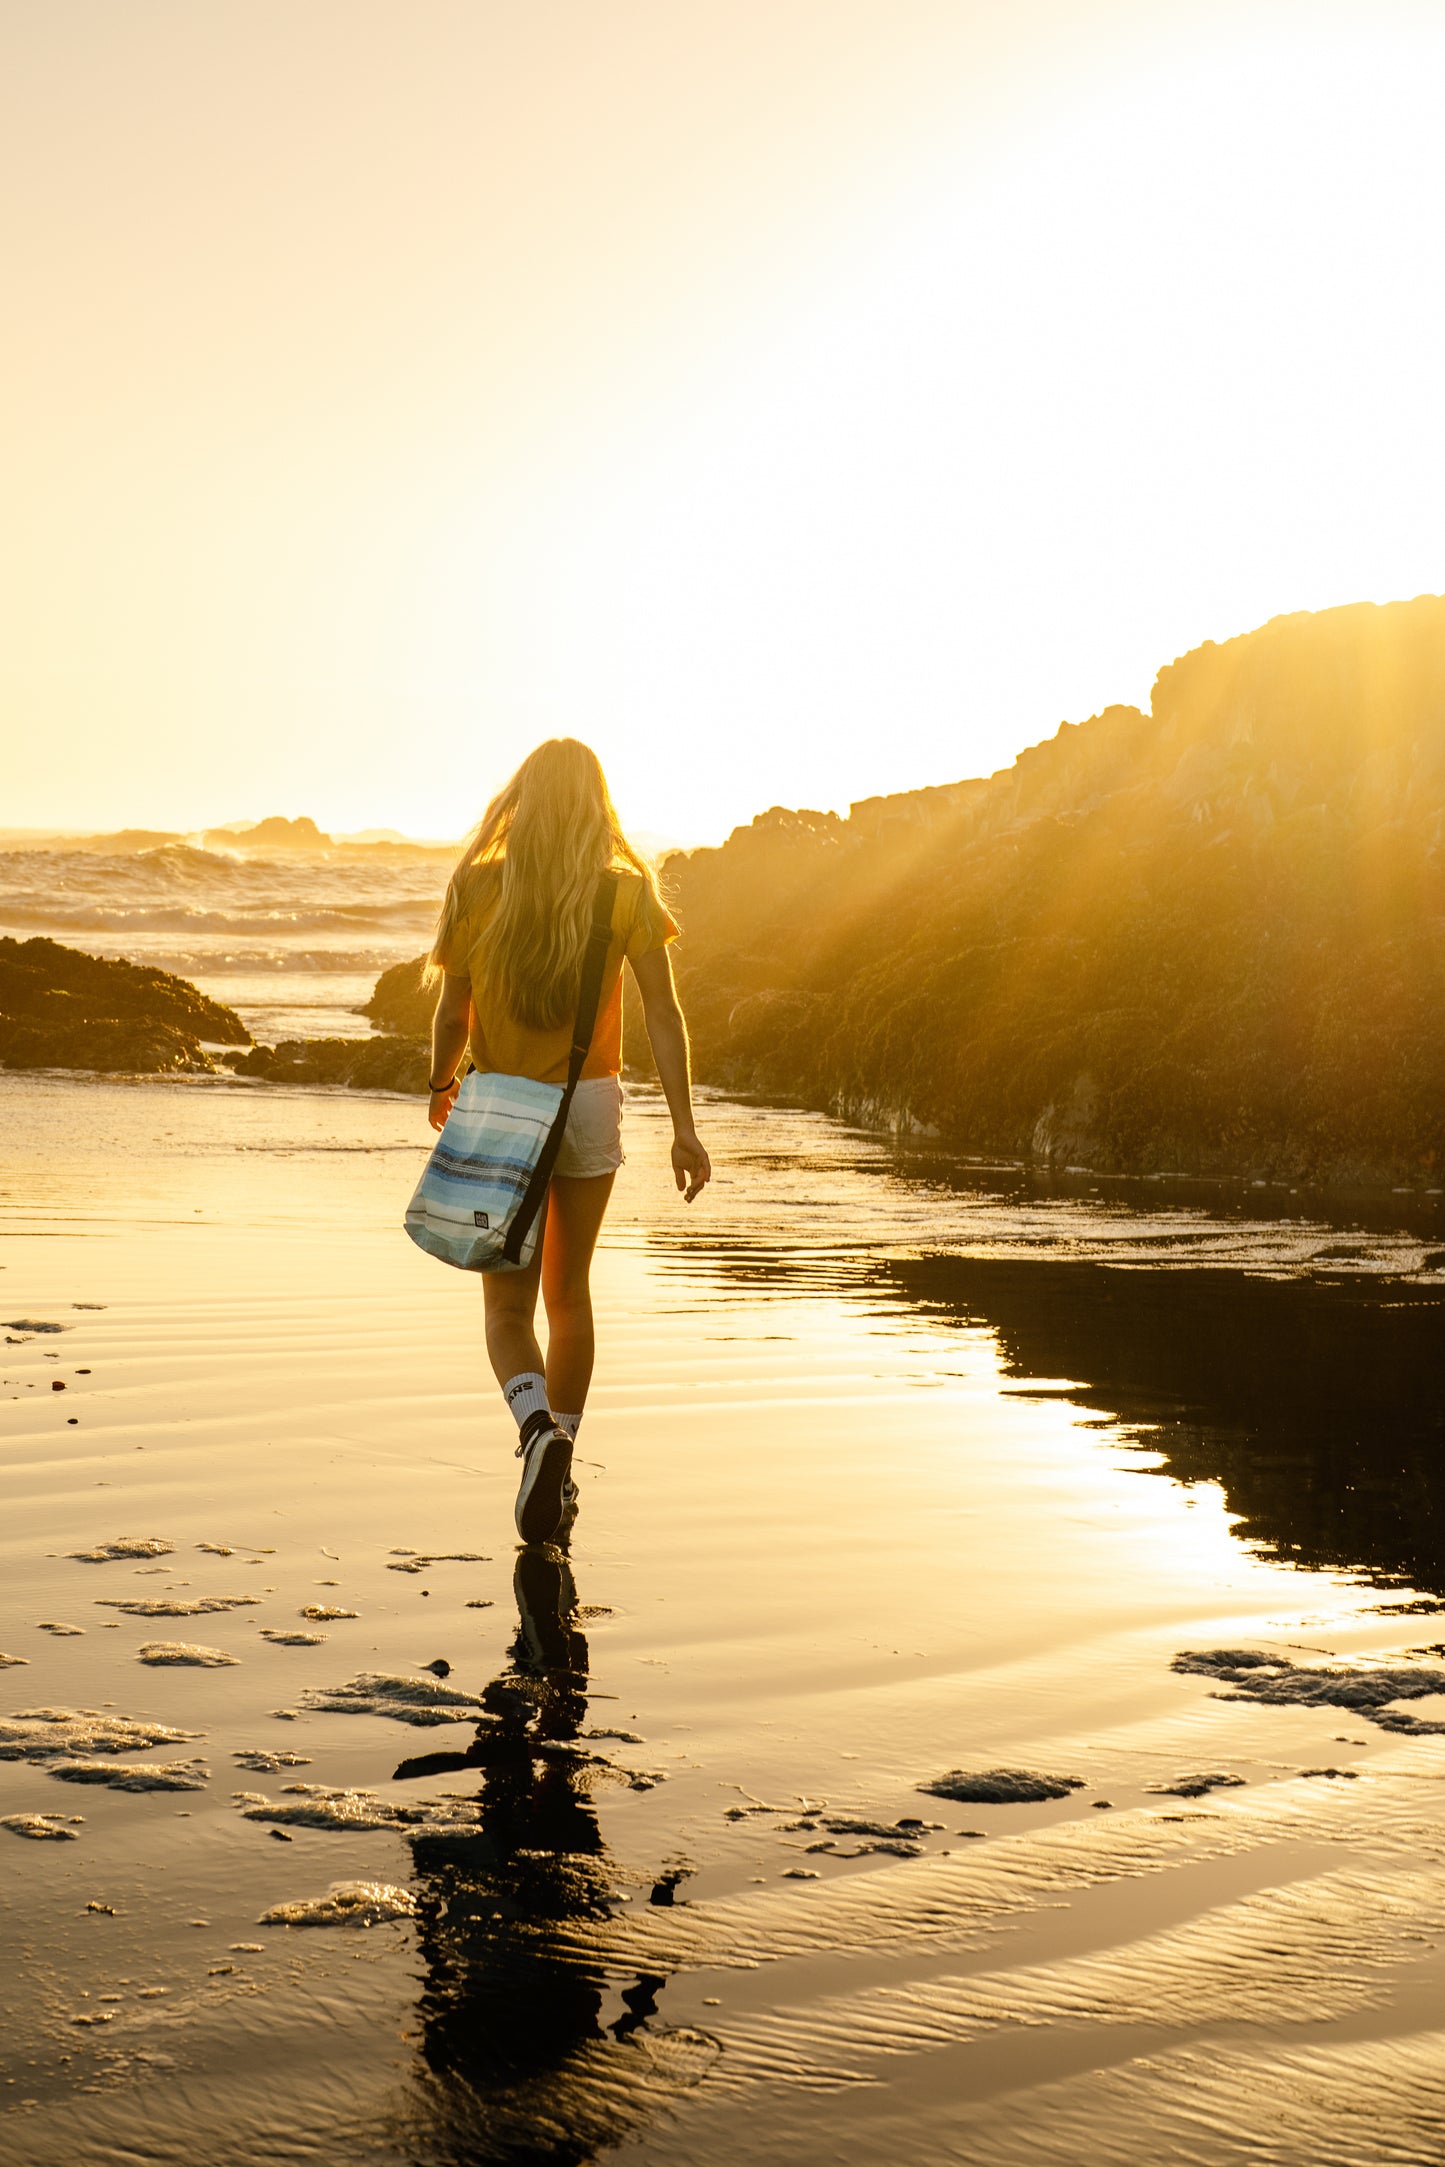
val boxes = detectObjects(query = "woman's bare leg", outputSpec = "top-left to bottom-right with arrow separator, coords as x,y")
540,1172 -> 616,1416
481,1206 -> 547,1391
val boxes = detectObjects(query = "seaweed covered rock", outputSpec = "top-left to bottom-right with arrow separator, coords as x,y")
231,1036 -> 431,1094
0,937 -> 249,1041
0,936 -> 250,1073
659,596 -> 1445,1188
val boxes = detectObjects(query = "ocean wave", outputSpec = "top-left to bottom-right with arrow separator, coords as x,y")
0,848 -> 444,900
0,848 -> 441,983
140,951 -> 401,975
0,900 -> 436,935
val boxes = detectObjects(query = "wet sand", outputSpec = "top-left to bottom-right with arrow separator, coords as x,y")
2,1070 -> 1445,2164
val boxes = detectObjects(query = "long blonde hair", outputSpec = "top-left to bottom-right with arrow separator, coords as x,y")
429,738 -> 663,1031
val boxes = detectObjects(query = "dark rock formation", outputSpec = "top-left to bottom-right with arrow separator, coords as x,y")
0,1016 -> 215,1073
231,1035 -> 430,1093
656,597 -> 1445,1187
0,936 -> 250,1073
363,955 -> 434,1036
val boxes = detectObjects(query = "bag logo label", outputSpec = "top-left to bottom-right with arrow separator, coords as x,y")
473,1210 -> 490,1228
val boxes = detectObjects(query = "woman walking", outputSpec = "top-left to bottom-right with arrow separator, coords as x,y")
425,739 -> 710,1543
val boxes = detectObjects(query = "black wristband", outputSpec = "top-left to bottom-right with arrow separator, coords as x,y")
428,1074 -> 457,1093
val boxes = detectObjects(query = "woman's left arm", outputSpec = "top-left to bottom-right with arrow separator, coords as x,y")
428,972 -> 472,1131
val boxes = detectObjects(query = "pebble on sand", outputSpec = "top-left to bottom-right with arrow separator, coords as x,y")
0,1653 -> 29,1667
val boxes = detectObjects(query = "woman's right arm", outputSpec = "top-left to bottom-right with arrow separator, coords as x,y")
629,946 -> 711,1202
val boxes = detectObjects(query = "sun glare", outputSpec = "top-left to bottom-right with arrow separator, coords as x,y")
395,15 -> 1445,841
4,4 -> 1444,839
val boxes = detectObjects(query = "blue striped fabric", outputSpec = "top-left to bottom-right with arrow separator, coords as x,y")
403,1068 -> 563,1271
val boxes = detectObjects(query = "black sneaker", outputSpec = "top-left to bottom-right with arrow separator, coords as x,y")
513,1412 -> 573,1544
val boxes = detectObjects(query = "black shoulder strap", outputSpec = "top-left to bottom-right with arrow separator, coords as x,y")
502,870 -> 619,1263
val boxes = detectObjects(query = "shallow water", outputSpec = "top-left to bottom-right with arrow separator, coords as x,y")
2,1073 -> 1444,2163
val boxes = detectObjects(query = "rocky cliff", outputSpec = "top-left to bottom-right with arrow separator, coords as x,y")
659,597 -> 1445,1187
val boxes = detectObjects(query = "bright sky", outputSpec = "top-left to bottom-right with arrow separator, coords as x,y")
5,0 -> 1445,843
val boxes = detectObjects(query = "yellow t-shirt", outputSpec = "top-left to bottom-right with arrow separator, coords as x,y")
438,866 -> 677,1086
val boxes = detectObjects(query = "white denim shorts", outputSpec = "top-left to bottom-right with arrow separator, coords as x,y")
553,1074 -> 625,1179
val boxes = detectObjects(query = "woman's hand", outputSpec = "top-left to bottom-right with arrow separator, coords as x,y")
671,1130 -> 711,1203
428,1081 -> 460,1133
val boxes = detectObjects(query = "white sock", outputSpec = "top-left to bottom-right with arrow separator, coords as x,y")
503,1372 -> 551,1432
553,1412 -> 582,1441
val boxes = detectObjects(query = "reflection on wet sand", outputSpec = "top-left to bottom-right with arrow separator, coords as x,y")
393,1546 -> 711,2164
882,1256 -> 1445,1591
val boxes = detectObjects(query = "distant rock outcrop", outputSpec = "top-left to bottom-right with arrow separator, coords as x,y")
43,828 -> 186,855
203,815 -> 333,852
0,937 -> 251,1073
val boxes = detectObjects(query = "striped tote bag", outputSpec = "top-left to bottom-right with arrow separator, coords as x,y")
403,872 -> 617,1272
